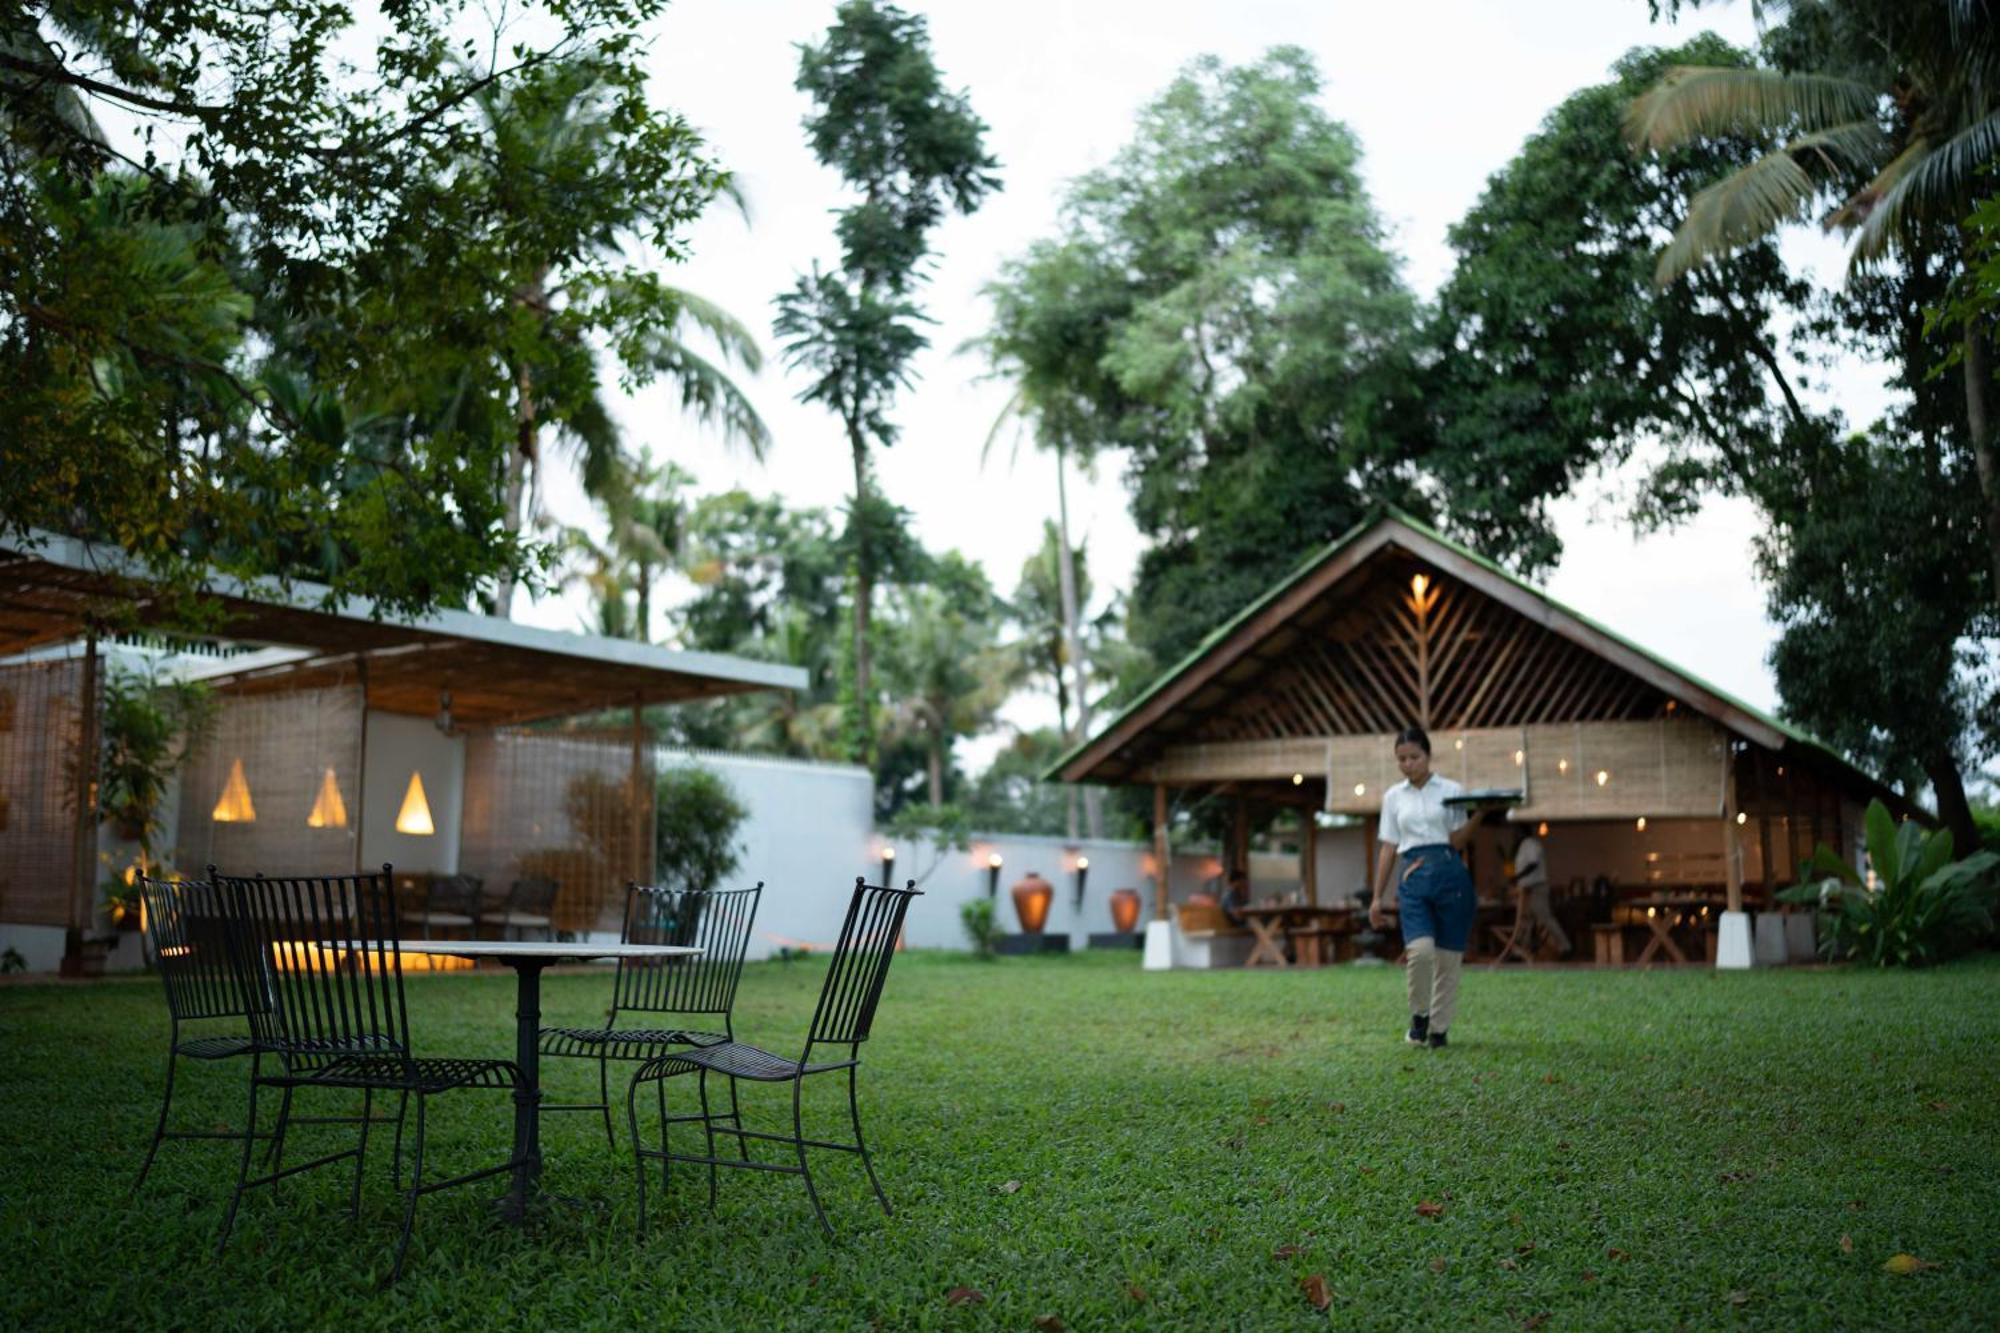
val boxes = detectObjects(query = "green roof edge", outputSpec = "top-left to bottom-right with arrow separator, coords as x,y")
1046,504 -> 1895,803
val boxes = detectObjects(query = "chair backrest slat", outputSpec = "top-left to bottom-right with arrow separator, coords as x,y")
806,878 -> 922,1051
212,865 -> 411,1061
612,883 -> 762,1022
508,877 -> 558,917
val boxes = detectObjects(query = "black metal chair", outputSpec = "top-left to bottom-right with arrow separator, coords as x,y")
131,875 -> 265,1194
626,878 -> 921,1239
211,865 -> 522,1283
407,871 -> 481,939
497,875 -> 559,941
540,882 -> 762,1147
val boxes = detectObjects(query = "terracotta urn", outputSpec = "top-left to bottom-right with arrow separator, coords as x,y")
1109,887 -> 1142,934
1010,871 -> 1054,935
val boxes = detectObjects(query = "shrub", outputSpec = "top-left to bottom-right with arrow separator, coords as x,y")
960,897 -> 998,959
1779,799 -> 1999,967
654,766 -> 749,892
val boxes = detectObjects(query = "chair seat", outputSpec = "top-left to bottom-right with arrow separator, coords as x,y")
640,1040 -> 853,1084
175,1034 -> 257,1059
540,1025 -> 728,1062
413,911 -> 476,927
270,1054 -> 520,1094
499,911 -> 551,926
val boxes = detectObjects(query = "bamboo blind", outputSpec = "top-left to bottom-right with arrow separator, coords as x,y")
459,729 -> 654,934
174,683 -> 365,877
0,658 -> 91,927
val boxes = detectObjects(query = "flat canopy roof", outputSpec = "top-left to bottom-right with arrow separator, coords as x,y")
0,531 -> 805,725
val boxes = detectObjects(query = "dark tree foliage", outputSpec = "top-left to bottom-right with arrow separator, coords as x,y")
984,49 -> 1423,666
1,0 -> 721,622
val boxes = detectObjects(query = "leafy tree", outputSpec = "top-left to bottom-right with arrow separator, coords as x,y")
983,48 -> 1422,665
774,1 -> 1000,761
879,551 -> 1019,807
653,766 -> 748,892
1,2 -> 723,622
1629,0 -> 2000,594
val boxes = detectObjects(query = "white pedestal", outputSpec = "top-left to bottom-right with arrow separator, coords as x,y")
1784,911 -> 1819,963
1715,910 -> 1754,970
1142,919 -> 1177,971
1753,911 -> 1789,966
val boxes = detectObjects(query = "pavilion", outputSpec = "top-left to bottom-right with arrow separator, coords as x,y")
1049,510 -> 1920,969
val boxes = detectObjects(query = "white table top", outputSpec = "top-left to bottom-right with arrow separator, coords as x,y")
395,941 -> 702,961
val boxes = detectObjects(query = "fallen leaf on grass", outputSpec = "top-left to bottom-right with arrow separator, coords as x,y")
1716,1170 -> 1754,1184
1415,1200 -> 1444,1218
1253,1115 -> 1272,1126
1498,1258 -> 1517,1271
1883,1253 -> 1938,1275
1555,1140 -> 1570,1150
1273,1244 -> 1305,1261
1430,1257 -> 1448,1274
1839,1234 -> 1853,1254
996,1180 -> 1022,1194
1847,1199 -> 1866,1212
1358,1166 -> 1375,1176
1508,1212 -> 1525,1227
1726,1290 -> 1751,1306
1607,1248 -> 1629,1262
1516,1242 -> 1537,1256
945,1287 -> 985,1306
1581,1270 -> 1598,1283
1123,1283 -> 1149,1304
1300,1274 -> 1332,1311
1521,1315 -> 1550,1330
1033,1316 -> 1064,1332
1927,1100 -> 1951,1113
1327,1101 -> 1346,1113
1541,1074 -> 1561,1084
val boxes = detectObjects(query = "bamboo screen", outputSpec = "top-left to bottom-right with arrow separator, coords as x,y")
0,658 -> 92,927
174,684 -> 364,877
1513,718 -> 1727,821
459,729 -> 654,934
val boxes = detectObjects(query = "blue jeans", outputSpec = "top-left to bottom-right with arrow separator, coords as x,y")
1399,845 -> 1476,952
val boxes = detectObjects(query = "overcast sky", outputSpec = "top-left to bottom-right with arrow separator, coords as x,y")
516,0 -> 1891,747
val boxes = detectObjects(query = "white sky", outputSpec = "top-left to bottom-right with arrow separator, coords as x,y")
505,1 -> 1890,747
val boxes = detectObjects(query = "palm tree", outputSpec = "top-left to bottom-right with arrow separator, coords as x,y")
472,63 -> 772,615
881,580 -> 1020,807
1623,0 -> 2000,591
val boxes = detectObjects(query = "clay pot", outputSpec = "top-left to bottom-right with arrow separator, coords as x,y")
1109,887 -> 1142,933
1010,871 -> 1054,934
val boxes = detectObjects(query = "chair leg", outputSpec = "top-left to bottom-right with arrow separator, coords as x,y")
727,1076 -> 748,1162
263,1086 -> 294,1167
848,1065 -> 891,1217
216,1060 -> 262,1257
390,1095 -> 427,1285
390,1090 -> 410,1191
698,1068 -> 718,1210
351,1088 -> 374,1220
654,1076 -> 672,1201
597,1054 -> 616,1149
132,1049 -> 179,1196
627,1073 -> 651,1239
793,1075 -> 833,1240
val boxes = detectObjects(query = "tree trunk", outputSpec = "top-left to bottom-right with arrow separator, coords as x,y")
1962,322 -> 2000,602
635,558 -> 652,644
493,375 -> 533,617
849,429 -> 874,764
1922,750 -> 1981,859
927,736 -> 944,808
1053,446 -> 1103,839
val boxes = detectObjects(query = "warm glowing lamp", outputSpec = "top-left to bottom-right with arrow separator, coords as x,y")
306,766 -> 348,829
1735,811 -> 1747,826
1291,773 -> 1303,785
879,844 -> 896,883
1595,769 -> 1610,787
1072,854 -> 1091,908
1557,758 -> 1569,775
1536,821 -> 1549,837
1410,573 -> 1428,599
212,758 -> 257,823
985,851 -> 1003,899
1353,782 -> 1366,797
395,771 -> 435,835
1513,749 -> 1524,766
1635,816 -> 1647,832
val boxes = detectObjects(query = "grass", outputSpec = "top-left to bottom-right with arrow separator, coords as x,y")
3,950 -> 1998,1329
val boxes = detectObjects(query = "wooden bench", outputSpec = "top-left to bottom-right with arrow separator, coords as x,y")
1590,922 -> 1625,966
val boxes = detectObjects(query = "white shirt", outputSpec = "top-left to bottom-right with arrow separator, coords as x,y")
1513,835 -> 1549,889
1378,774 -> 1466,853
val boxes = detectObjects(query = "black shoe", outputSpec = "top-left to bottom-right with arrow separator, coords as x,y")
1405,1014 -> 1430,1045
1427,1030 -> 1448,1050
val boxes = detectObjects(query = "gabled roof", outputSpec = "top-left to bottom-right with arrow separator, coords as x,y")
0,529 -> 804,725
1051,508 -> 1908,809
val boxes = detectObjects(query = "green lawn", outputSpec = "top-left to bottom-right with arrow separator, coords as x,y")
4,951 -> 1996,1329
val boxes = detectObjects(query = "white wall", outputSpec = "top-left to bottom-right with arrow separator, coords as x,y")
360,711 -> 464,876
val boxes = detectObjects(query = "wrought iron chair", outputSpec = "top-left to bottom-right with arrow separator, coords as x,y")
626,878 -> 921,1239
497,875 -> 560,941
211,865 -> 521,1283
540,882 -> 762,1147
131,874 -> 264,1194
407,871 -> 481,939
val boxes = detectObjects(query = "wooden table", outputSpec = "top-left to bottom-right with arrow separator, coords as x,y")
1624,897 -> 1718,966
397,940 -> 701,1219
1237,905 -> 1353,968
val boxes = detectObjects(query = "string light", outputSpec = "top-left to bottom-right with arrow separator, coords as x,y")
1594,770 -> 1610,787
1291,773 -> 1303,785
1635,816 -> 1647,832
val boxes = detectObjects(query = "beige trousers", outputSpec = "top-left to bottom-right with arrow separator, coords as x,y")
1404,936 -> 1464,1032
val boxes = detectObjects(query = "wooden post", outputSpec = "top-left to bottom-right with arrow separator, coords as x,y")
1723,749 -> 1743,914
1362,814 -> 1378,901
1755,752 -> 1776,900
1230,797 -> 1249,877
68,632 -> 102,946
631,696 -> 650,887
354,659 -> 370,874
1152,783 -> 1170,921
1301,807 -> 1318,906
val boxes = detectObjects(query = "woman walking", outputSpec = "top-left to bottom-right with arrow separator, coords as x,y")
1367,726 -> 1489,1049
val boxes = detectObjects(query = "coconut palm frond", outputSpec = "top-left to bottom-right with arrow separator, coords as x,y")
1848,111 -> 2000,267
1655,147 -> 1819,285
1625,65 -> 1878,151
650,339 -> 773,461
979,383 -> 1030,469
670,288 -> 765,374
